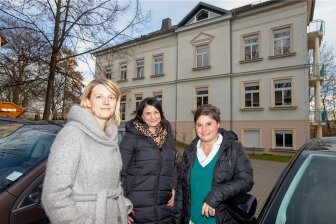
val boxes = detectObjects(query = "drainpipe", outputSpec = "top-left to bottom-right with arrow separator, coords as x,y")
175,32 -> 178,140
229,15 -> 233,131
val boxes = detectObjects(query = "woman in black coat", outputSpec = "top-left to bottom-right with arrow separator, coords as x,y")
173,104 -> 254,224
120,97 -> 177,224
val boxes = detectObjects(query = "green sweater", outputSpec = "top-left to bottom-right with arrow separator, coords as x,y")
190,153 -> 218,224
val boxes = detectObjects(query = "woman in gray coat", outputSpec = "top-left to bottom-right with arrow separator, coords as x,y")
42,79 -> 132,224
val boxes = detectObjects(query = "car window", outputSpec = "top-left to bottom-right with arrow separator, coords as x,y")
264,154 -> 336,224
0,126 -> 56,193
0,123 -> 23,138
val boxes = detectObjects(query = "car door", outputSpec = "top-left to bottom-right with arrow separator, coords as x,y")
9,165 -> 49,224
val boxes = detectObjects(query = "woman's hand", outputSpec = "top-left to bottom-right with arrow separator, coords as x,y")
127,216 -> 134,224
127,210 -> 135,224
202,202 -> 216,217
167,189 -> 175,207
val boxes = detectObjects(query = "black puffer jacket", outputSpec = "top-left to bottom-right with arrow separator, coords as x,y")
120,120 -> 177,224
173,128 -> 254,224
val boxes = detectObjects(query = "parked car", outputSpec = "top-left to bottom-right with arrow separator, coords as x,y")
0,119 -> 62,224
251,137 -> 336,224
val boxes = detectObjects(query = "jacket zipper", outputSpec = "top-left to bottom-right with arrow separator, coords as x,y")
154,148 -> 163,223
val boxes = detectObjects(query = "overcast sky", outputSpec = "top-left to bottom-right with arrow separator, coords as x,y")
81,0 -> 335,82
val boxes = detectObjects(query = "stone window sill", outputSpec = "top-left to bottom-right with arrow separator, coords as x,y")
269,106 -> 297,110
239,58 -> 263,64
192,66 -> 211,71
269,52 -> 296,59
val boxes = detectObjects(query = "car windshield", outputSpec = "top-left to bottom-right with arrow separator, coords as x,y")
264,154 -> 336,224
0,124 -> 58,193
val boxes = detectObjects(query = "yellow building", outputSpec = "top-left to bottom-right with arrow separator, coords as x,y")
93,0 -> 325,154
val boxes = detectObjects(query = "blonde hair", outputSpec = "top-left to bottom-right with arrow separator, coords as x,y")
80,79 -> 121,126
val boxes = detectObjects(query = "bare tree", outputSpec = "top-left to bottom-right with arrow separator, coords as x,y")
0,0 -> 149,120
0,18 -> 49,108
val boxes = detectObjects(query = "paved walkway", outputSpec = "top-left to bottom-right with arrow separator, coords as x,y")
249,159 -> 287,215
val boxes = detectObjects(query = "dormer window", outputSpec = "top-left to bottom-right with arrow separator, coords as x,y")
196,10 -> 209,21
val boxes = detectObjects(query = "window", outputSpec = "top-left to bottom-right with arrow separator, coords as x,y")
153,92 -> 162,105
196,45 -> 209,68
196,87 -> 208,107
244,35 -> 259,60
154,55 -> 163,75
263,154 -> 336,224
275,130 -> 293,149
120,95 -> 126,120
120,63 -> 127,80
274,79 -> 291,106
105,66 -> 112,79
273,27 -> 290,55
244,82 -> 260,108
136,59 -> 144,78
135,94 -> 142,111
196,10 -> 209,21
243,130 -> 261,148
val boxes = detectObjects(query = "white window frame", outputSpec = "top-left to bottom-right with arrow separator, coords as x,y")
274,79 -> 292,107
104,66 -> 112,79
273,129 -> 294,149
153,91 -> 162,105
120,63 -> 127,80
244,82 -> 260,108
196,9 -> 209,22
195,87 -> 209,108
135,94 -> 143,111
242,129 -> 262,149
273,27 -> 291,56
244,34 -> 259,60
154,55 -> 163,75
136,59 -> 144,78
120,95 -> 126,121
196,44 -> 209,68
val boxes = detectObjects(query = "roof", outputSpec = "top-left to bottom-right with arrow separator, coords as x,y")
94,0 -> 314,55
177,1 -> 231,27
92,27 -> 176,56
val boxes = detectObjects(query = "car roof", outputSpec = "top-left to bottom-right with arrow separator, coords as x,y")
0,117 -> 34,124
0,117 -> 63,134
304,137 -> 336,152
0,117 -> 64,125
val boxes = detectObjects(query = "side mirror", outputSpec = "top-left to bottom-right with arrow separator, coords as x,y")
227,193 -> 257,223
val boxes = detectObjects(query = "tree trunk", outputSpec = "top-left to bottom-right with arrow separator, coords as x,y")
43,0 -> 62,120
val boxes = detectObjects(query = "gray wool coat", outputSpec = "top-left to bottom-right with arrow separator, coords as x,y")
42,105 -> 132,224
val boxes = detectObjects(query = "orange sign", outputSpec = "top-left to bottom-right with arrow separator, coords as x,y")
0,101 -> 25,118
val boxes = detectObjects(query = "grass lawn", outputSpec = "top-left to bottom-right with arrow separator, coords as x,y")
176,140 -> 292,163
248,153 -> 292,163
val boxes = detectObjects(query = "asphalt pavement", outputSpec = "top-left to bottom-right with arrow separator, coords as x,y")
249,159 -> 287,215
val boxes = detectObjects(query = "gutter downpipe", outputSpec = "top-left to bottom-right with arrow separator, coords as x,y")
230,14 -> 233,131
175,32 -> 178,140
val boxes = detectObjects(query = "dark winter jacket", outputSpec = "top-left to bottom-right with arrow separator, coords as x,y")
120,120 -> 177,224
173,128 -> 254,224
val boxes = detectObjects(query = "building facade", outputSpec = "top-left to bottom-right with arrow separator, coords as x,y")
93,0 -> 324,154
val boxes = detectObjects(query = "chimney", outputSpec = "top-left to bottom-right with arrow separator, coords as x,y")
161,18 -> 172,30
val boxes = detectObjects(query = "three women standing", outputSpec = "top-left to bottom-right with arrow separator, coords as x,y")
42,79 -> 132,224
120,97 -> 177,224
174,104 -> 254,224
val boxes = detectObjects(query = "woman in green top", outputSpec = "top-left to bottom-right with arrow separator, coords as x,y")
174,104 -> 254,224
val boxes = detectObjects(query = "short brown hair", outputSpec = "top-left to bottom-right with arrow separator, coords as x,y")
194,104 -> 221,123
80,79 -> 121,126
